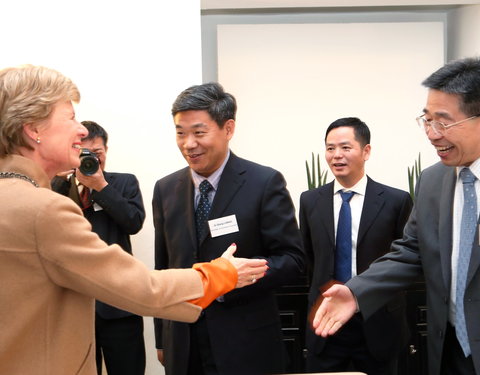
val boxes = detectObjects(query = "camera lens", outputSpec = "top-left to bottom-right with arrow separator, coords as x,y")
79,149 -> 99,176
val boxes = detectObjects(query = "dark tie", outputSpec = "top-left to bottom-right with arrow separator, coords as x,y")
195,180 -> 213,242
455,167 -> 477,357
79,185 -> 92,210
335,190 -> 355,282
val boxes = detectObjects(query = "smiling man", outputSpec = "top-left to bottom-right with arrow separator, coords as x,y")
313,57 -> 480,375
152,82 -> 304,375
299,118 -> 412,374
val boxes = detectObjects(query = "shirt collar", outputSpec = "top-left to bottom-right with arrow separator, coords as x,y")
457,158 -> 480,181
334,173 -> 368,196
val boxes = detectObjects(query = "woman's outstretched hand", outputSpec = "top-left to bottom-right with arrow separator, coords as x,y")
221,244 -> 268,288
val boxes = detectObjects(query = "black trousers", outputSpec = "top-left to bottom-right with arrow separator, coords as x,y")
306,314 -> 398,375
440,323 -> 475,375
187,313 -> 219,375
95,314 -> 146,375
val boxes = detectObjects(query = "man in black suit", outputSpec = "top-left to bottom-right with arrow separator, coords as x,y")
299,117 -> 412,374
313,57 -> 480,375
153,82 -> 304,375
52,121 -> 146,375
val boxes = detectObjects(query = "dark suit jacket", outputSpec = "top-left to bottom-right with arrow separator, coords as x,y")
153,153 -> 304,375
299,176 -> 413,361
348,163 -> 480,375
52,171 -> 146,319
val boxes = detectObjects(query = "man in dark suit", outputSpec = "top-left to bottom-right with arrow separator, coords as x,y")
52,121 -> 146,375
153,82 -> 304,375
300,117 -> 412,374
313,57 -> 480,375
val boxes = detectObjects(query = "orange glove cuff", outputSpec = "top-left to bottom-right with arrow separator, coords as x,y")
189,257 -> 238,309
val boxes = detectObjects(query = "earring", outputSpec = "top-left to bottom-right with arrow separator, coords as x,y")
36,137 -> 41,144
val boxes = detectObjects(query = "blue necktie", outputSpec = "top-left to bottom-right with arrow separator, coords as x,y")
335,190 -> 355,282
455,168 -> 477,357
195,180 -> 213,242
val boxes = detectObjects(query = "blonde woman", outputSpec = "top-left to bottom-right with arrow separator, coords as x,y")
0,65 -> 267,375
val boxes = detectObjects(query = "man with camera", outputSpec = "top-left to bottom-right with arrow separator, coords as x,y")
51,120 -> 147,375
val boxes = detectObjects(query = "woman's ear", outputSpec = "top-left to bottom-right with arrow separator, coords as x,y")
23,123 -> 40,144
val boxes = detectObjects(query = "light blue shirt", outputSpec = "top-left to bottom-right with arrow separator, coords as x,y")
191,150 -> 231,209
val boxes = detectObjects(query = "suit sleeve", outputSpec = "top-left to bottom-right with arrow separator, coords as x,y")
347,196 -> 422,320
92,174 -> 146,234
394,191 -> 414,239
35,194 -> 204,322
299,191 -> 315,282
225,170 -> 305,301
153,180 -> 169,348
254,171 -> 305,288
51,176 -> 71,196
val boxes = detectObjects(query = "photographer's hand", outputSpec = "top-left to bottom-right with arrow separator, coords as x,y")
76,168 -> 108,192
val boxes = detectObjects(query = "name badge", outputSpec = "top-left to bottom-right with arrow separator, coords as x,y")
208,214 -> 239,238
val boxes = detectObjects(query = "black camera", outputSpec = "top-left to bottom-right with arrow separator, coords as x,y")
79,149 -> 99,176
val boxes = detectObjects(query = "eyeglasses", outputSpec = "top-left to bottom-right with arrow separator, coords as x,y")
416,114 -> 480,135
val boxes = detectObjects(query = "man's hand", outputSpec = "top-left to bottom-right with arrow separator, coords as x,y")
76,168 -> 108,192
156,349 -> 164,366
312,283 -> 357,337
221,244 -> 268,288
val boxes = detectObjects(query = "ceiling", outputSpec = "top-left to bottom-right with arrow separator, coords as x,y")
201,0 -> 480,10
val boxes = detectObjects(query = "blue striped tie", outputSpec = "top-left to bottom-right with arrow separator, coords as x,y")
455,167 -> 477,357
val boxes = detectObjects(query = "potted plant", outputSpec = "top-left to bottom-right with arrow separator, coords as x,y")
305,152 -> 328,190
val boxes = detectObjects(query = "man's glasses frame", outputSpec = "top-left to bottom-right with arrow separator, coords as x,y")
416,114 -> 480,135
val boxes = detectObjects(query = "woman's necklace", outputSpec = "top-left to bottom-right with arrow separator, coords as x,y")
0,172 -> 39,187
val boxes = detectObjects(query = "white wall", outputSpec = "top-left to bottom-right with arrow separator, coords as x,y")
201,7 -> 450,213
1,1 -> 202,374
216,22 -> 443,210
448,4 -> 480,60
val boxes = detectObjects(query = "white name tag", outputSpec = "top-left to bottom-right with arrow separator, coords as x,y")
208,214 -> 239,238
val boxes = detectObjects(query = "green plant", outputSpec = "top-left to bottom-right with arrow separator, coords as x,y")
407,153 -> 422,201
305,152 -> 328,190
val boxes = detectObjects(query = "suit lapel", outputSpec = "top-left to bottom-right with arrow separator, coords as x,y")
312,182 -> 335,247
357,178 -> 385,246
439,168 -> 456,291
208,154 -> 245,222
175,169 -> 197,250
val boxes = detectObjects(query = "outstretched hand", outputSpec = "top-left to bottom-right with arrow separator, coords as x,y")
312,283 -> 357,337
221,244 -> 268,288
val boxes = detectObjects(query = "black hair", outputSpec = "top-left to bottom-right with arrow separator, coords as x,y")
324,117 -> 370,146
171,82 -> 236,128
422,57 -> 480,116
81,120 -> 108,146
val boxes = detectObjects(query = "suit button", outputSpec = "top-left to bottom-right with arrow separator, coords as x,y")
438,329 -> 443,338
443,296 -> 448,304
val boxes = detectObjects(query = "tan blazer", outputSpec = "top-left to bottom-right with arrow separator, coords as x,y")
0,155 -> 203,375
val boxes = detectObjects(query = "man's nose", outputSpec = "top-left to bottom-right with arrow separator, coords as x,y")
183,134 -> 197,149
426,126 -> 442,141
